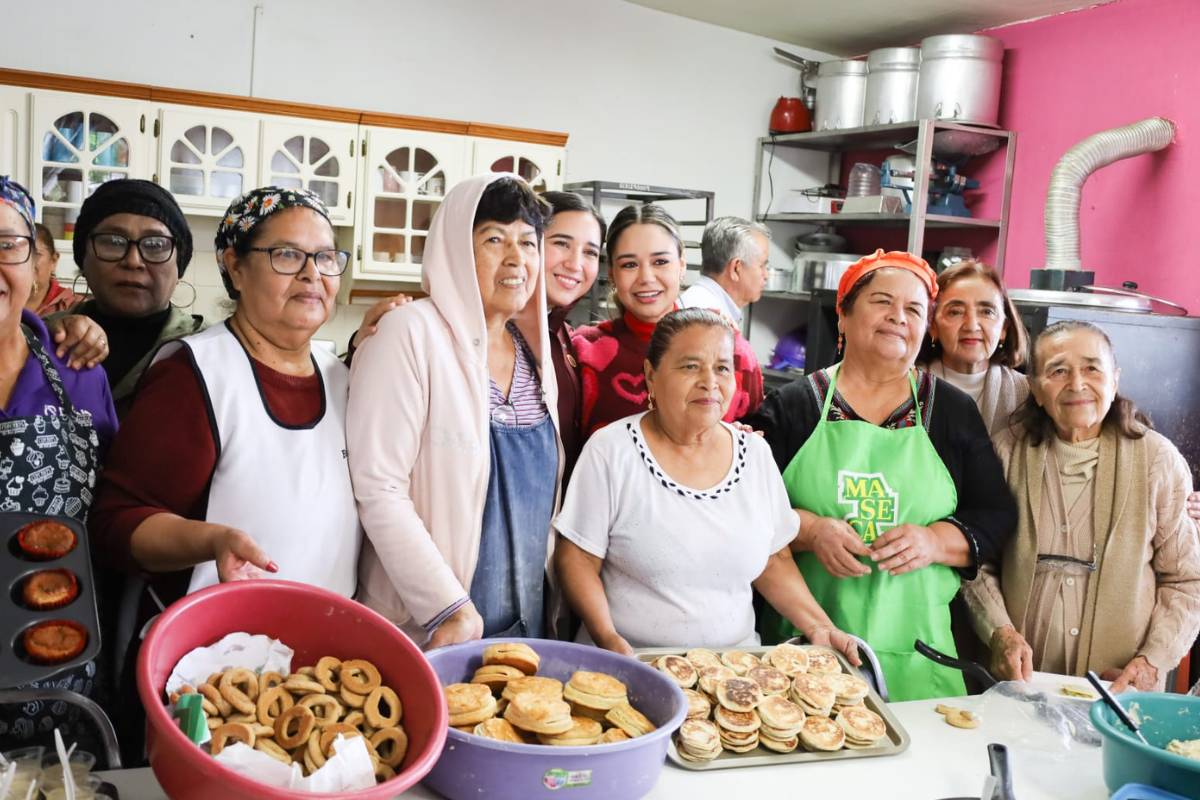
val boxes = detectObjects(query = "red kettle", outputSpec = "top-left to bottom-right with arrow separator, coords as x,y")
770,97 -> 811,134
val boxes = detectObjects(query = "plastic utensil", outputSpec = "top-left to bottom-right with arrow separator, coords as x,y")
172,693 -> 207,745
1086,670 -> 1150,747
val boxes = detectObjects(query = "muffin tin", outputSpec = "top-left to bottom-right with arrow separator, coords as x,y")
1,512 -> 101,689
635,645 -> 910,770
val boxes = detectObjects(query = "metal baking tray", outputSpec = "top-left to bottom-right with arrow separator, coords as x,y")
1,512 -> 101,689
635,645 -> 910,770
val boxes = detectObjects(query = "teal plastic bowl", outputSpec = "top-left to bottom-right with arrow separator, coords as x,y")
1090,692 -> 1200,799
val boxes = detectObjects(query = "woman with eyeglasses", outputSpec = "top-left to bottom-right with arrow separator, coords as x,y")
963,321 -> 1200,692
44,179 -> 206,418
91,186 -> 361,609
0,176 -> 118,754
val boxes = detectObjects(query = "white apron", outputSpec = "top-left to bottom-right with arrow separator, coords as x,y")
153,323 -> 360,596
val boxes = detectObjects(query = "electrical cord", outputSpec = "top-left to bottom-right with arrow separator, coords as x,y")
761,135 -> 777,220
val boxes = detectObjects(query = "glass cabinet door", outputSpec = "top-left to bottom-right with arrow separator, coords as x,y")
31,92 -> 148,242
259,119 -> 359,225
471,140 -> 564,192
157,107 -> 258,213
357,128 -> 467,281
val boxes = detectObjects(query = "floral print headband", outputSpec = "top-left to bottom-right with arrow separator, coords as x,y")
215,186 -> 331,272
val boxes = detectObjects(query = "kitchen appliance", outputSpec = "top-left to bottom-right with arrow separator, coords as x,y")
769,97 -> 810,134
815,60 -> 867,131
1091,693 -> 1200,800
916,35 -> 1004,126
778,185 -> 845,214
881,154 -> 979,217
793,251 -> 862,292
772,48 -> 819,113
864,47 -> 921,126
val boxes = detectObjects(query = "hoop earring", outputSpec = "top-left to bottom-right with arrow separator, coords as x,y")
70,273 -> 92,301
171,279 -> 197,310
29,279 -> 38,299
647,394 -> 656,411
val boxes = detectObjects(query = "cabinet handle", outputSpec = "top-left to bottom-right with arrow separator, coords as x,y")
349,139 -> 354,158
361,139 -> 366,157
152,173 -> 159,184
153,119 -> 160,138
346,191 -> 352,207
140,115 -> 145,133
357,245 -> 362,261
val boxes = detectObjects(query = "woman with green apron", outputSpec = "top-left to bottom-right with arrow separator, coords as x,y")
748,250 -> 1016,702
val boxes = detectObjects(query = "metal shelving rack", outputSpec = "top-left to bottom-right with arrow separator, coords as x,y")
563,181 -> 716,323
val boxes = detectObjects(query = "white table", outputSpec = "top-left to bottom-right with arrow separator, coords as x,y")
98,692 -> 1111,800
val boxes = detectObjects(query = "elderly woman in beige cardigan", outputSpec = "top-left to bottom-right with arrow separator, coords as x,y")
964,320 -> 1200,693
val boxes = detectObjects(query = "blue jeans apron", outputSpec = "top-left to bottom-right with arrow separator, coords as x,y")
469,412 -> 558,639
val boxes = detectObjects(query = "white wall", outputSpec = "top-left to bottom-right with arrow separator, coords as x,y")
1,0 -> 830,346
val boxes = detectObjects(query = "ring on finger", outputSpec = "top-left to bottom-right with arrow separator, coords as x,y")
99,338 -> 106,346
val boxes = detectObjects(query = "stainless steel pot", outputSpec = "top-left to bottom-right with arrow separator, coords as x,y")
815,60 -> 867,131
864,47 -> 920,126
765,264 -> 795,293
793,251 -> 862,292
916,34 -> 1004,126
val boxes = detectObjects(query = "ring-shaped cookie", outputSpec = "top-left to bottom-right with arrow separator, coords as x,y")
275,705 -> 316,749
254,737 -> 291,764
282,676 -> 326,696
340,659 -> 382,695
259,670 -> 284,696
370,726 -> 408,768
257,685 -> 294,726
342,710 -> 367,729
340,684 -> 367,709
210,722 -> 255,755
219,668 -> 259,715
364,686 -> 402,728
306,728 -> 327,769
315,656 -> 343,692
319,722 -> 362,757
375,762 -> 396,782
299,693 -> 342,727
198,683 -> 233,718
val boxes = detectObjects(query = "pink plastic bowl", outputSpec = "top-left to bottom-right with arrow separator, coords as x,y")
137,580 -> 447,800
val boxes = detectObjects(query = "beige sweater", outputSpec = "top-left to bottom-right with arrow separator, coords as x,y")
964,426 -> 1200,682
926,361 -> 1030,437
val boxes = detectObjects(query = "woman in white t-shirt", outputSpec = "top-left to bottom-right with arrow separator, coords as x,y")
554,308 -> 860,660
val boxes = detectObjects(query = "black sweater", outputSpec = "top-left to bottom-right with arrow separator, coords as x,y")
745,369 -> 1016,580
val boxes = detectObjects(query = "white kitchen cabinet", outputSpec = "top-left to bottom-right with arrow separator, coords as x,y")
30,91 -> 150,241
259,119 -> 359,225
355,128 -> 467,281
156,106 -> 258,214
0,86 -> 28,189
471,140 -> 564,191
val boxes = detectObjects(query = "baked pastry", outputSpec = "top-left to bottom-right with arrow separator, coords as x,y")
718,726 -> 759,752
601,728 -> 631,743
757,694 -> 806,738
23,619 -> 87,664
504,693 -> 573,735
719,650 -> 761,676
760,733 -> 799,753
682,689 -> 711,720
445,682 -> 499,727
605,701 -> 656,738
825,673 -> 870,705
746,665 -> 790,696
805,647 -> 842,677
685,648 -> 723,670
502,676 -> 563,704
713,705 -> 761,734
696,665 -> 737,698
836,705 -> 887,749
790,673 -> 835,717
17,520 -> 77,560
537,716 -> 603,746
715,677 -> 762,713
764,643 -> 809,677
655,655 -> 698,689
471,664 -> 525,695
800,714 -> 845,751
676,719 -> 721,762
22,569 -> 79,610
482,642 -> 540,675
562,671 -> 626,721
474,717 -> 526,743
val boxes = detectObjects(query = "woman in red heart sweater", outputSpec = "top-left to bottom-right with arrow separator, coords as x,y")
572,204 -> 762,438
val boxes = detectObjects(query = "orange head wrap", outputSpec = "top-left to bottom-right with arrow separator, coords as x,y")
836,249 -> 938,312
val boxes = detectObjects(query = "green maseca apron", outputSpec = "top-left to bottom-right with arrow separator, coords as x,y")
764,365 -> 966,701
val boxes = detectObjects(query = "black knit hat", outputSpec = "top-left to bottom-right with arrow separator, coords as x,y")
73,179 -> 193,276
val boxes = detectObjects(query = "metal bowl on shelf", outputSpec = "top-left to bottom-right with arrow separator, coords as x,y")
792,251 -> 864,293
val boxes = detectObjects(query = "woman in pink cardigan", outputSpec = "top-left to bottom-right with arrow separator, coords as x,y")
347,174 -> 563,648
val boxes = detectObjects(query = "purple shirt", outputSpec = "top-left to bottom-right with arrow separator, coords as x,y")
2,310 -> 118,453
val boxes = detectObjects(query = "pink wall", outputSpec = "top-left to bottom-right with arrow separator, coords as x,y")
980,0 -> 1200,312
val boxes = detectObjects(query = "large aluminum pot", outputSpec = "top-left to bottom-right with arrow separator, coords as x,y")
793,251 -> 863,292
815,60 -> 867,131
864,47 -> 920,126
916,35 -> 1004,125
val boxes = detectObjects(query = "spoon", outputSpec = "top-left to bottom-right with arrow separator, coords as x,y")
1086,670 -> 1150,747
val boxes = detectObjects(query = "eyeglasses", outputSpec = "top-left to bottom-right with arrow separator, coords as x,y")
0,235 -> 33,265
249,246 -> 350,277
90,233 -> 176,264
1036,543 -> 1098,572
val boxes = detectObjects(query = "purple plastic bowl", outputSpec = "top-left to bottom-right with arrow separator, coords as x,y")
422,638 -> 687,800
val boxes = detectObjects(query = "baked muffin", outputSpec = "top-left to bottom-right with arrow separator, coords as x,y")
22,569 -> 79,610
17,520 -> 77,560
23,619 -> 88,664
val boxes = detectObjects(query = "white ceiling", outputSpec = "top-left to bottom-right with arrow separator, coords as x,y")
622,0 -> 1122,56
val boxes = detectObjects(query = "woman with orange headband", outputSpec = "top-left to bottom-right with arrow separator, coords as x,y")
748,250 -> 1016,701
